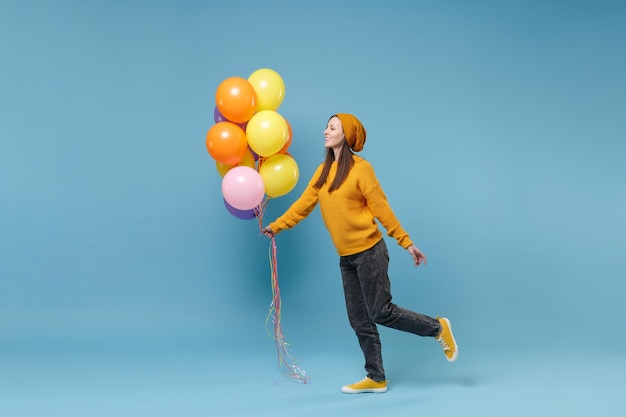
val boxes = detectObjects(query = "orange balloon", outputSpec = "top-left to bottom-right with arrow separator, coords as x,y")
215,77 -> 257,124
205,122 -> 248,165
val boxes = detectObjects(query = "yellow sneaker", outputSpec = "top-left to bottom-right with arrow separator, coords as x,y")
341,377 -> 387,394
436,317 -> 458,362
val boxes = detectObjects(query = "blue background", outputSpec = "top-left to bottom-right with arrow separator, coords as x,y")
1,1 -> 625,416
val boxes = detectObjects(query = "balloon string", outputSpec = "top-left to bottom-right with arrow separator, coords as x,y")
256,198 -> 311,384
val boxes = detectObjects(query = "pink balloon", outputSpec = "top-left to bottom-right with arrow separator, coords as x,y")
221,166 -> 265,210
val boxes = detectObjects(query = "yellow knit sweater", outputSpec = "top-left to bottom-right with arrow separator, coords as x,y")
269,155 -> 413,256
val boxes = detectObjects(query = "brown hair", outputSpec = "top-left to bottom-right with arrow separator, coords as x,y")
313,141 -> 355,192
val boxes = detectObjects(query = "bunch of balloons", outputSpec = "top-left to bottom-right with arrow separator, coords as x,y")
204,69 -> 310,383
205,68 -> 299,220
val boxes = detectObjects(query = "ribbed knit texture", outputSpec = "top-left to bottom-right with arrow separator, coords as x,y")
269,155 -> 413,256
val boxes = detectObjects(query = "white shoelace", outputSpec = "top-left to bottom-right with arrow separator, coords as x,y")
436,335 -> 450,351
354,377 -> 370,385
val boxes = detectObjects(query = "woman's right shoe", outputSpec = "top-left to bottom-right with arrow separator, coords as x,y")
341,377 -> 387,393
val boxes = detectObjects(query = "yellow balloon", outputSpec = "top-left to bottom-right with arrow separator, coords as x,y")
215,148 -> 256,177
259,153 -> 299,198
246,110 -> 288,157
248,68 -> 285,111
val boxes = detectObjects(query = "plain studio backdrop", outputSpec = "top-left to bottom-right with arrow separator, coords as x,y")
1,1 -> 625,416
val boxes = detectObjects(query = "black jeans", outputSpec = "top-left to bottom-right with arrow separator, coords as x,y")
340,238 -> 441,382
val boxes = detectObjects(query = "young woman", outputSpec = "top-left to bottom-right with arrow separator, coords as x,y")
262,114 -> 457,394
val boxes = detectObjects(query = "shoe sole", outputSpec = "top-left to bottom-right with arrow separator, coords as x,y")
341,387 -> 387,394
440,317 -> 458,362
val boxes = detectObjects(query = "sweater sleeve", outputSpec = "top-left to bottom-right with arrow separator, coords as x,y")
360,162 -> 414,249
268,166 -> 321,234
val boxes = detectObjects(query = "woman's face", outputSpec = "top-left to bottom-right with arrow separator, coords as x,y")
324,116 -> 346,150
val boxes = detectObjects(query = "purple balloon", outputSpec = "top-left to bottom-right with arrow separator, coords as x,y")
248,146 -> 259,161
214,106 -> 228,123
215,106 -> 249,130
224,199 -> 257,220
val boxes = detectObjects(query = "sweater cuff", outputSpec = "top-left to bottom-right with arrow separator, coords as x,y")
398,236 -> 413,249
269,221 -> 282,234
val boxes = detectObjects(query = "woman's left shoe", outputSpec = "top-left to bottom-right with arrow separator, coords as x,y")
436,317 -> 458,362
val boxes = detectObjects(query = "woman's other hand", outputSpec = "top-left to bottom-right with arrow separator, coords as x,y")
407,245 -> 427,267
